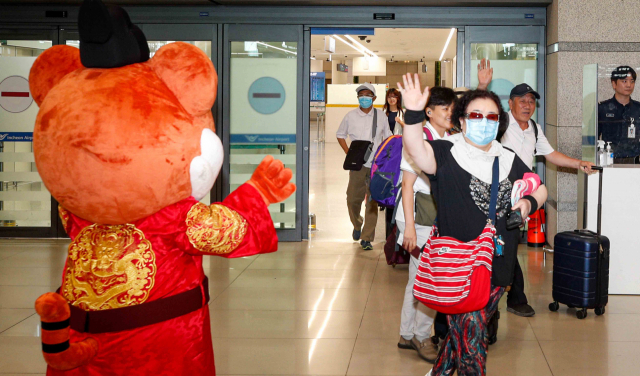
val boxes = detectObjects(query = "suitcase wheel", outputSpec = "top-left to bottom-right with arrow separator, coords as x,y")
392,263 -> 396,268
595,306 -> 606,316
576,309 -> 588,320
548,302 -> 559,312
487,335 -> 497,345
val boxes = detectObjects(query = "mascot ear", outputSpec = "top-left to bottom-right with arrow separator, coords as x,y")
148,42 -> 217,116
29,45 -> 83,106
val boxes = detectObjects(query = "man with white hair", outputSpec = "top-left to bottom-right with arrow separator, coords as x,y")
337,83 -> 392,250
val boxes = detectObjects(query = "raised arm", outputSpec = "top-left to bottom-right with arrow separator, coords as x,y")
477,58 -> 493,91
397,73 -> 437,175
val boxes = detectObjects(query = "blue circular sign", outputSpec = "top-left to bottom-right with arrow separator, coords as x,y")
248,77 -> 286,115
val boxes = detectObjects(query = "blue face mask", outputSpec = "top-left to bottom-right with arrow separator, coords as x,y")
358,96 -> 373,109
465,117 -> 499,146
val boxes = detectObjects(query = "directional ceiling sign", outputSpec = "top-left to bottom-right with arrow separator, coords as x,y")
248,77 -> 286,115
0,76 -> 33,113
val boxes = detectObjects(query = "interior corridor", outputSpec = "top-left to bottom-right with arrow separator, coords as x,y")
1,141 -> 640,375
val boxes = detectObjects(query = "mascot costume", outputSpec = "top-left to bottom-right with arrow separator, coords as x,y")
28,0 -> 295,374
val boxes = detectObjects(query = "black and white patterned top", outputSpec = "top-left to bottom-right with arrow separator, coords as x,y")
469,177 -> 513,220
426,139 -> 533,287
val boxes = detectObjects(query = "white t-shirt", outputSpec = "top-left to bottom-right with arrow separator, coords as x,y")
336,107 -> 392,168
396,122 -> 442,231
500,111 -> 555,169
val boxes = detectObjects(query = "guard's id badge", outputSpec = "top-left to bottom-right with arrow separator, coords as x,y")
629,118 -> 636,138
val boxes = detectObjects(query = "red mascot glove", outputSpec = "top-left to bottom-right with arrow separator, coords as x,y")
247,155 -> 296,205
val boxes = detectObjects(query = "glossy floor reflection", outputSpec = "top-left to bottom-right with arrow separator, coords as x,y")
1,142 -> 639,375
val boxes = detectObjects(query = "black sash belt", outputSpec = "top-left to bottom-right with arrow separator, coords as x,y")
58,277 -> 210,334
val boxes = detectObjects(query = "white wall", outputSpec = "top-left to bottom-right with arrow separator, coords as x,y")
310,59 -> 324,73
331,60 -> 349,85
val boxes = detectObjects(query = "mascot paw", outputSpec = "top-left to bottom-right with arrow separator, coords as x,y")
247,155 -> 296,205
35,293 -> 99,370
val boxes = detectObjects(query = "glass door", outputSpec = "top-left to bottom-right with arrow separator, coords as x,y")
142,24 -> 219,205
0,28 -> 59,237
465,26 -> 546,176
223,25 -> 303,241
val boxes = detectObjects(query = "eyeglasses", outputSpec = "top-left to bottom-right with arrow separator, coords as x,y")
388,95 -> 399,99
466,112 -> 499,123
358,94 -> 374,98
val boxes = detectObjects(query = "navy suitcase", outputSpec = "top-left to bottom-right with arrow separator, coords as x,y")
549,166 -> 609,319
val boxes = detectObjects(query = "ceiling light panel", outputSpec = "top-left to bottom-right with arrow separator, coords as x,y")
439,28 -> 456,61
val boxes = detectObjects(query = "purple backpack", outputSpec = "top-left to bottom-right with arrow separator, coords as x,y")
370,127 -> 434,208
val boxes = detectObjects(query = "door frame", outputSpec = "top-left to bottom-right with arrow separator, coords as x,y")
223,24 -> 304,242
0,26 -> 60,238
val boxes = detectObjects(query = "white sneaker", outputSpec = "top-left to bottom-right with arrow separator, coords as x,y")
425,370 -> 433,376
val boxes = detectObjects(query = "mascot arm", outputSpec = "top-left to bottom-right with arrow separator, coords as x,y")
183,184 -> 277,258
183,156 -> 295,258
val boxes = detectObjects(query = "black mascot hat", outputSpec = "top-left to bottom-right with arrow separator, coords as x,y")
78,0 -> 150,68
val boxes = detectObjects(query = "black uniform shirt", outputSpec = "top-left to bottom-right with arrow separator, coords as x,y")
598,96 -> 640,158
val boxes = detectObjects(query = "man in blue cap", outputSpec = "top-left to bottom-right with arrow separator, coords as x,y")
501,83 -> 594,317
337,83 -> 391,250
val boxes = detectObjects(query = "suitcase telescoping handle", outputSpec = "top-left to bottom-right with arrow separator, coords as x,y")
591,166 -> 604,236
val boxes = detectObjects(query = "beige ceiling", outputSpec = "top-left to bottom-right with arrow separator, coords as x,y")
311,28 -> 457,63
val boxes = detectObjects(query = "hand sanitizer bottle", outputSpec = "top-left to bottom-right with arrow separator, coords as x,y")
597,140 -> 606,166
606,142 -> 614,166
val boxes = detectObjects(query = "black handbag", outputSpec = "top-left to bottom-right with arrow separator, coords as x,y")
343,109 -> 378,171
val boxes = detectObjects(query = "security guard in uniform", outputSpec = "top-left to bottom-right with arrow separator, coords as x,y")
598,66 -> 640,164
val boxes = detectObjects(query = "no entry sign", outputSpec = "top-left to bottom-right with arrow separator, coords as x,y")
0,76 -> 33,113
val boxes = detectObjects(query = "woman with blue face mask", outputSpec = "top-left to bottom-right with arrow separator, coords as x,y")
397,74 -> 548,376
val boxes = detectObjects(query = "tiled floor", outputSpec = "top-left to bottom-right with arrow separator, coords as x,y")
0,142 -> 638,375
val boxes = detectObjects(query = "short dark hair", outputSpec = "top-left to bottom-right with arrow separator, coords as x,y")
452,89 -> 509,141
611,66 -> 637,82
425,87 -> 457,121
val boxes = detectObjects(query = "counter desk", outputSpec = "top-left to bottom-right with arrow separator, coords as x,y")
581,165 -> 640,294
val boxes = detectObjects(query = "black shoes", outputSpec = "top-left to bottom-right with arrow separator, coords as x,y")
507,303 -> 536,317
360,240 -> 373,250
352,229 -> 361,241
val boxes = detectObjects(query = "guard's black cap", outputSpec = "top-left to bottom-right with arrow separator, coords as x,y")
509,83 -> 540,100
78,0 -> 150,68
611,66 -> 637,81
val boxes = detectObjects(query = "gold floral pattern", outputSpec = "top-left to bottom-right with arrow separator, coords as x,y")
58,205 -> 70,233
186,203 -> 248,254
62,224 -> 156,311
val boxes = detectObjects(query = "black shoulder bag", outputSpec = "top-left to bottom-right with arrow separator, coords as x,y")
343,109 -> 377,171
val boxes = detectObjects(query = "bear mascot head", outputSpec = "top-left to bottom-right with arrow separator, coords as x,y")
29,0 -> 294,374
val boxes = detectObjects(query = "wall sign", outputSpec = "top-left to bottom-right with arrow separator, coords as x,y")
248,77 -> 286,115
0,76 -> 33,113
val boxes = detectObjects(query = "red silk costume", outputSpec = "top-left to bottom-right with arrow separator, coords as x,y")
48,183 -> 276,376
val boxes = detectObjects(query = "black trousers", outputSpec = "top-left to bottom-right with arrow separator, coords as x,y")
507,257 -> 528,306
385,206 -> 394,238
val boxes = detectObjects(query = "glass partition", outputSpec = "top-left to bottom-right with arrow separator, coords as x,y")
470,42 -> 538,117
597,63 -> 640,164
229,41 -> 298,230
0,40 -> 52,227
